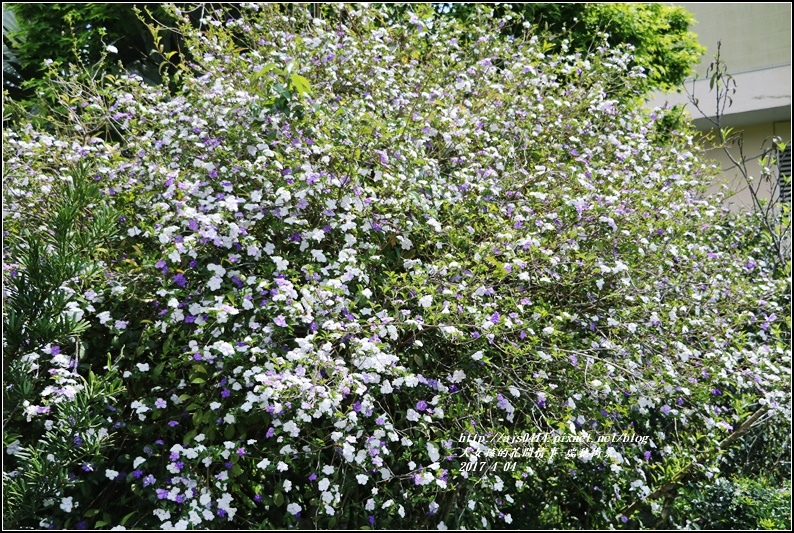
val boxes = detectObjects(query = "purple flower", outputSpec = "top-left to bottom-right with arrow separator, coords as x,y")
173,273 -> 187,287
496,394 -> 510,410
712,388 -> 722,396
221,389 -> 231,398
369,516 -> 375,525
143,475 -> 155,487
168,421 -> 179,427
490,312 -> 500,324
133,469 -> 144,479
274,315 -> 287,327
254,493 -> 262,503
643,451 -> 652,460
156,488 -> 169,499
266,427 -> 275,438
170,452 -> 180,461
660,405 -> 672,415
236,447 -> 246,457
308,473 -> 317,482
416,400 -> 428,411
155,398 -> 167,409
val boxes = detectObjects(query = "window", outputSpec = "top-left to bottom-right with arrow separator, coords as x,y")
778,144 -> 791,203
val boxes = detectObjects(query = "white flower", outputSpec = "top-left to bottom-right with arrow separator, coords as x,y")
106,44 -> 118,54
136,363 -> 150,372
256,458 -> 270,469
318,478 -> 330,491
427,443 -> 440,462
356,474 -> 368,485
272,256 -> 289,271
106,469 -> 119,480
438,521 -> 448,530
208,276 -> 223,291
60,496 -> 74,513
471,350 -> 484,361
418,295 -> 433,308
6,440 -> 22,455
286,503 -> 301,515
97,311 -> 112,325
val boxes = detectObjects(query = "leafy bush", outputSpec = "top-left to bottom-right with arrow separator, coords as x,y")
672,477 -> 792,530
4,3 -> 181,103
3,4 -> 789,530
438,2 -> 705,94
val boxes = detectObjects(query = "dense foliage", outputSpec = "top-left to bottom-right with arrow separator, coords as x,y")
3,4 -> 789,530
4,3 -> 703,103
439,2 -> 705,93
3,3 -> 181,102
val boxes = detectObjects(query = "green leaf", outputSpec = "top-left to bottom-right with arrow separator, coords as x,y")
121,511 -> 136,526
290,73 -> 312,95
273,491 -> 284,507
252,63 -> 279,80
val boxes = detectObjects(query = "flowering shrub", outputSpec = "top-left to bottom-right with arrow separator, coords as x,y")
3,4 -> 790,529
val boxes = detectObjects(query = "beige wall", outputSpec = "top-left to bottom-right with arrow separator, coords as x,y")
681,3 -> 791,77
702,120 -> 791,209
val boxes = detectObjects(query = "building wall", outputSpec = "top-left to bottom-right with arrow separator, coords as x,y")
683,3 -> 791,78
647,3 -> 791,211
702,120 -> 791,209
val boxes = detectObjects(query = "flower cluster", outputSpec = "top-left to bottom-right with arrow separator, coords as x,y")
3,4 -> 789,530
